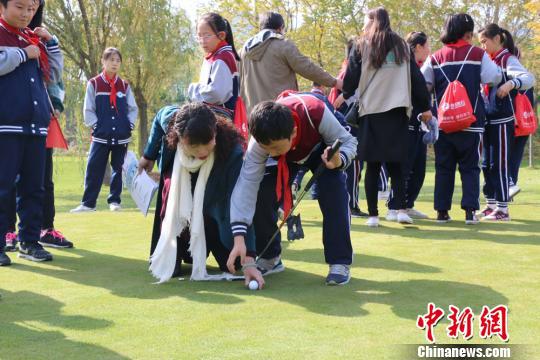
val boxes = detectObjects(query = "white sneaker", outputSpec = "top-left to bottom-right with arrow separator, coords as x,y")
70,204 -> 96,213
406,208 -> 429,219
509,185 -> 521,200
386,209 -> 398,221
366,216 -> 379,227
397,212 -> 414,224
378,190 -> 390,200
109,203 -> 121,211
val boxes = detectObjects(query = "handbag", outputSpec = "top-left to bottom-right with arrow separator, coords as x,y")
345,68 -> 380,128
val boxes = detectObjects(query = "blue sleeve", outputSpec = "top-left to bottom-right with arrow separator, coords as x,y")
143,105 -> 179,161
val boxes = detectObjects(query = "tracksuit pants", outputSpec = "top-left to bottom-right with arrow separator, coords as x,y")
253,144 -> 353,265
6,148 -> 55,232
509,134 -> 528,186
482,122 -> 514,209
81,142 -> 127,208
434,131 -> 482,211
0,134 -> 46,249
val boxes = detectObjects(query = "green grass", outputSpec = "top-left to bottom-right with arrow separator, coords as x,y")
1,156 -> 539,359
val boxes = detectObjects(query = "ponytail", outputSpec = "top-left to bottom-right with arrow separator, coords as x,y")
479,23 -> 518,56
200,13 -> 240,61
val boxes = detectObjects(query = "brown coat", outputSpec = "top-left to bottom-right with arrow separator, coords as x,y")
239,31 -> 336,113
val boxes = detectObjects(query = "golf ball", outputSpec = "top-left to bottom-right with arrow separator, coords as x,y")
248,280 -> 259,290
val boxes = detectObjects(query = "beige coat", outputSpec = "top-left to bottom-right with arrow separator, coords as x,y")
239,31 -> 336,113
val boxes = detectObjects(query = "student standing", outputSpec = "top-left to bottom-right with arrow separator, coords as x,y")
71,47 -> 138,213
421,13 -> 501,224
478,24 -> 535,221
0,0 -> 62,265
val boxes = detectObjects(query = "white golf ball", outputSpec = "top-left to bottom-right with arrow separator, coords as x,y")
248,280 -> 259,290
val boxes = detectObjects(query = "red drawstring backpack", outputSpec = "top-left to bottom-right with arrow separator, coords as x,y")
513,92 -> 537,136
432,46 -> 477,133
233,97 -> 249,143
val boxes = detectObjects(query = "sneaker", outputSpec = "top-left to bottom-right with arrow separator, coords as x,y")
436,211 -> 451,223
509,185 -> 521,200
4,232 -> 18,252
482,210 -> 510,222
406,208 -> 429,219
378,190 -> 390,201
366,216 -> 379,227
479,206 -> 495,218
256,256 -> 285,276
70,204 -> 96,213
0,249 -> 11,266
465,210 -> 479,225
325,264 -> 351,286
386,209 -> 398,221
18,242 -> 53,262
397,212 -> 414,224
109,203 -> 121,212
351,207 -> 369,218
39,229 -> 74,248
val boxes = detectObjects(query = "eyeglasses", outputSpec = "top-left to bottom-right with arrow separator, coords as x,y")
196,34 -> 216,42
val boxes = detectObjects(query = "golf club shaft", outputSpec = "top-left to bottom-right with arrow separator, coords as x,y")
256,139 -> 343,261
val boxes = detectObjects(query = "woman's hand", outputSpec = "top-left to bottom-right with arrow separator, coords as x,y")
321,145 -> 342,169
226,235 -> 247,274
138,156 -> 155,174
496,81 -> 514,99
333,94 -> 345,109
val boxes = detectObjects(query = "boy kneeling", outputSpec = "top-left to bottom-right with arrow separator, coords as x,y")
228,92 -> 358,285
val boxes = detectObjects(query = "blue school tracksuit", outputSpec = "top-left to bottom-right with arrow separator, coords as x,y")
0,25 -> 62,248
80,73 -> 138,208
482,50 -> 535,209
422,43 -> 501,212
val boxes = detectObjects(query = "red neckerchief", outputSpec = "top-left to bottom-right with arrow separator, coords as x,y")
103,72 -> 118,111
276,111 -> 301,218
417,60 -> 424,67
0,18 -> 50,81
446,39 -> 470,48
204,40 -> 229,60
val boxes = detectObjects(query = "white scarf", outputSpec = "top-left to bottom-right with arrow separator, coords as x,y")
149,144 -> 215,283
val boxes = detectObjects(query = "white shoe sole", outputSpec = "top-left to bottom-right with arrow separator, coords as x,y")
258,263 -> 285,276
326,276 -> 351,286
18,253 -> 52,262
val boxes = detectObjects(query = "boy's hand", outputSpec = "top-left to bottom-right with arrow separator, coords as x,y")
33,27 -> 53,41
24,45 -> 40,59
227,235 -> 247,274
321,145 -> 342,169
243,257 -> 265,289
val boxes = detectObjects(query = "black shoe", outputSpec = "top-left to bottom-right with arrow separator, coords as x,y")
351,207 -> 369,218
436,210 -> 451,223
465,209 -> 479,225
18,242 -> 53,262
39,229 -> 74,248
0,249 -> 11,266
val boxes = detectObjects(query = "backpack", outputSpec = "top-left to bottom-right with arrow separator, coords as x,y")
513,92 -> 537,136
432,46 -> 477,133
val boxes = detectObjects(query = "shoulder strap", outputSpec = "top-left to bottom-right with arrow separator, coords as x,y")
287,93 -> 316,129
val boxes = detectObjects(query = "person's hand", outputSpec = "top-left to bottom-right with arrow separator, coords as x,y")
138,156 -> 155,174
243,256 -> 265,289
53,109 -> 61,118
333,94 -> 345,109
24,45 -> 40,59
420,110 -> 432,123
227,235 -> 247,274
321,145 -> 342,169
335,78 -> 344,90
496,81 -> 514,99
33,27 -> 53,41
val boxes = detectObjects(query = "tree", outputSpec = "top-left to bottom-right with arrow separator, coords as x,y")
46,0 -> 196,154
